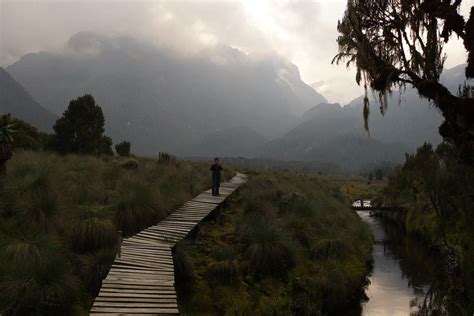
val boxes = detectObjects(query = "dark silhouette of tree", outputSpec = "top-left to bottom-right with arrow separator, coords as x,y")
375,168 -> 383,180
0,114 -> 15,175
115,141 -> 131,157
333,0 -> 474,160
99,136 -> 114,156
52,95 -> 112,155
3,115 -> 52,151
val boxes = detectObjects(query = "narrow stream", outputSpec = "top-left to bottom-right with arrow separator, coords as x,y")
357,210 -> 445,315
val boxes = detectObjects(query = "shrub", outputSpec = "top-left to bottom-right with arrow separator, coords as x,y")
115,141 -> 131,157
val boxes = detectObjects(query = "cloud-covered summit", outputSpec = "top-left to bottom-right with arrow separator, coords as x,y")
7,32 -> 326,155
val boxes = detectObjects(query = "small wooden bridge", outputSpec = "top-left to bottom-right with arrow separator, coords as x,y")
90,173 -> 247,315
351,199 -> 403,212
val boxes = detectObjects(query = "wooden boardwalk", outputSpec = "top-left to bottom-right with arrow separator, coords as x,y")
90,173 -> 247,315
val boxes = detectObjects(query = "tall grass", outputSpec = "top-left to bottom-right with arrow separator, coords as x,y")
181,171 -> 373,315
0,150 -> 233,314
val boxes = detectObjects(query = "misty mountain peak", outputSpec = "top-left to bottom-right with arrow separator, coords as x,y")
66,32 -> 110,55
7,33 -> 327,153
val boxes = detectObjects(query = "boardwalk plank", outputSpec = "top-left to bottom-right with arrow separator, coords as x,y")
91,307 -> 179,313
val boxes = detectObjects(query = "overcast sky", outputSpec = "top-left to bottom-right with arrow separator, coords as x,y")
0,0 -> 472,104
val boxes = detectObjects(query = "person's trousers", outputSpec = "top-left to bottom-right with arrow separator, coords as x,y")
212,176 -> 220,195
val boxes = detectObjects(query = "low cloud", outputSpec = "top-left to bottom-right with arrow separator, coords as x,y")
0,0 -> 469,104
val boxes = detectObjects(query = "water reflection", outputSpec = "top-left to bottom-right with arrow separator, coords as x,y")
357,211 -> 444,315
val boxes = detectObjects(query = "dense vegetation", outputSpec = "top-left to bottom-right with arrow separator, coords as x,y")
375,142 -> 474,314
0,150 -> 233,315
178,171 -> 373,315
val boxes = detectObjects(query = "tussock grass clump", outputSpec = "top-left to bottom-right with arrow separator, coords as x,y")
245,222 -> 295,278
76,249 -> 117,294
0,164 -> 60,231
0,252 -> 80,315
238,214 -> 295,278
0,229 -> 80,315
0,231 -> 59,267
71,217 -> 117,253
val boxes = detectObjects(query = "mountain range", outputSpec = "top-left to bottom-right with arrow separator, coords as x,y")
3,32 -> 464,172
6,32 -> 326,155
0,67 -> 56,131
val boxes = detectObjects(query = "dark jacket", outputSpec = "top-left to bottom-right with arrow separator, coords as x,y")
210,163 -> 223,175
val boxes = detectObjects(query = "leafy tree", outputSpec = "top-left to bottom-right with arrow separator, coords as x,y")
99,136 -> 114,156
52,95 -> 112,155
115,141 -> 131,157
333,0 -> 474,160
0,115 -> 15,175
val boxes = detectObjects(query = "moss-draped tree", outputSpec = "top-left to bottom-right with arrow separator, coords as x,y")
333,0 -> 474,160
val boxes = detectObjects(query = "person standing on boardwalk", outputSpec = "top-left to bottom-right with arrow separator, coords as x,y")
210,157 -> 223,196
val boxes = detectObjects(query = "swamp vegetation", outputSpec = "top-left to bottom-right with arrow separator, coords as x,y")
0,150 -> 233,314
177,171 -> 373,315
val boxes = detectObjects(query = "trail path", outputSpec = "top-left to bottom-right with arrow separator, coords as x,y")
90,173 -> 247,315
